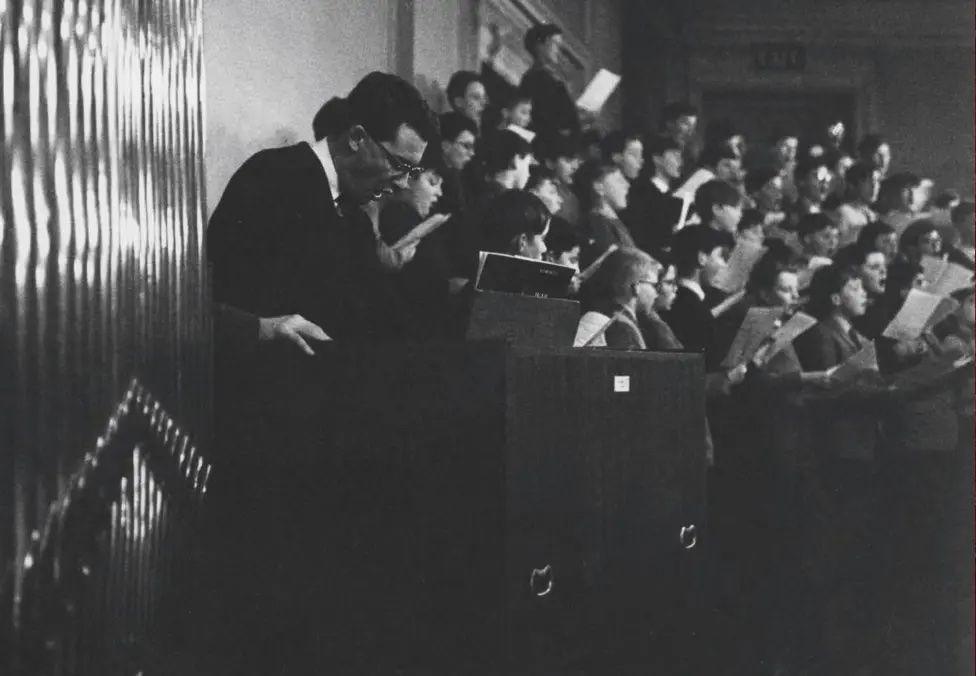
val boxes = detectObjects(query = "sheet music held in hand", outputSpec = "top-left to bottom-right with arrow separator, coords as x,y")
920,255 -> 973,297
506,124 -> 535,143
711,241 -> 767,293
577,244 -> 618,282
575,68 -> 621,113
721,306 -> 783,368
392,213 -> 451,251
764,311 -> 817,361
882,288 -> 959,342
826,342 -> 879,384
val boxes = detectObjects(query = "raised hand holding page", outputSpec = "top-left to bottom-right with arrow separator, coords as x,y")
826,342 -> 879,384
576,69 -> 621,113
882,288 -> 959,342
764,311 -> 817,361
721,307 -> 783,368
392,213 -> 451,251
711,242 -> 767,293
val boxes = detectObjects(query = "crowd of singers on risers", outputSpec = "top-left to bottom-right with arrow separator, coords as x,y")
206,22 -> 974,675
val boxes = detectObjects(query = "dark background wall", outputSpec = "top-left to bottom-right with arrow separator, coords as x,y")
624,0 -> 974,193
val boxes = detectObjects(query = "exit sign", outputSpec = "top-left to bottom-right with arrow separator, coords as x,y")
752,43 -> 806,72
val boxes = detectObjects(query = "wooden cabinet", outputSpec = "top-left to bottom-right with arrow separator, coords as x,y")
244,341 -> 707,673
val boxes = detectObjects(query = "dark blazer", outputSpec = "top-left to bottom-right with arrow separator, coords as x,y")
624,179 -> 685,256
794,316 -> 880,461
520,66 -> 581,144
662,284 -> 718,368
207,142 -> 378,339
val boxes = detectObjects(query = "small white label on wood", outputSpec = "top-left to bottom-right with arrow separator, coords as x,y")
613,375 -> 630,393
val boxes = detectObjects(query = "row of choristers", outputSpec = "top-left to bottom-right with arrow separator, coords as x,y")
204,20 -> 974,675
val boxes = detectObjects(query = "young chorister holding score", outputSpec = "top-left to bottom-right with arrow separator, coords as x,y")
575,160 -> 636,268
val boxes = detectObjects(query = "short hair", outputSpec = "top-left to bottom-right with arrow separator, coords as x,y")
835,242 -> 881,268
545,217 -> 584,257
856,221 -> 896,250
797,213 -> 838,239
738,208 -> 765,233
745,166 -> 781,196
439,111 -> 478,143
672,225 -> 729,276
876,172 -> 920,212
534,132 -> 580,163
590,247 -> 660,303
898,218 -> 938,253
704,118 -> 740,146
844,162 -> 876,190
857,133 -> 886,159
746,249 -> 798,295
524,23 -> 562,55
645,134 -> 681,158
806,264 -> 862,319
600,130 -> 641,160
660,102 -> 698,126
694,179 -> 741,222
525,165 -> 557,192
502,85 -> 533,109
793,156 -> 828,183
482,190 -> 551,254
346,71 -> 439,143
482,129 -> 533,176
885,258 -> 924,302
573,160 -> 620,212
446,70 -> 482,104
699,143 -> 738,169
312,97 -> 350,141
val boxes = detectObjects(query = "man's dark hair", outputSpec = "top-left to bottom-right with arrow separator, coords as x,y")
932,189 -> 961,210
600,130 -> 641,160
573,160 -> 620,213
446,70 -> 482,104
704,118 -> 740,147
312,97 -> 351,141
699,143 -> 738,169
672,224 -> 728,277
482,129 -> 532,175
834,242 -> 881,268
524,23 -> 562,56
545,217 -> 584,257
797,213 -> 837,239
660,102 -> 698,126
439,111 -> 478,143
694,179 -> 741,223
502,85 -> 533,109
806,264 -> 862,319
346,71 -> 439,143
745,166 -> 780,196
645,133 -> 681,158
483,190 -> 551,254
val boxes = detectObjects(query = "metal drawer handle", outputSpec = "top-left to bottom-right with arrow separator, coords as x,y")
529,564 -> 553,597
679,524 -> 698,550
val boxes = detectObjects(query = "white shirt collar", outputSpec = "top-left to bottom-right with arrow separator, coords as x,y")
678,278 -> 705,301
651,176 -> 670,194
311,139 -> 341,207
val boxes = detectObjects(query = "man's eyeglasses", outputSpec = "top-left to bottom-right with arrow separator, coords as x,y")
656,278 -> 677,291
371,134 -> 425,180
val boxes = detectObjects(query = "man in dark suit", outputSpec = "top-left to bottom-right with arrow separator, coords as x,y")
519,23 -> 581,148
203,72 -> 440,673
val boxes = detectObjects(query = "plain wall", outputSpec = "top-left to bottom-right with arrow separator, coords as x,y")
203,0 -> 391,212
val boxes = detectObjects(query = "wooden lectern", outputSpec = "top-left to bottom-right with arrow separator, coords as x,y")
259,340 -> 709,673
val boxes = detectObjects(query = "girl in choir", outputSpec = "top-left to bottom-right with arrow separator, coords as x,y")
896,217 -> 943,266
480,189 -> 551,261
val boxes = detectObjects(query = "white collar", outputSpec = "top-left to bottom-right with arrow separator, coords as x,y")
311,139 -> 341,206
651,175 -> 670,194
678,278 -> 705,301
